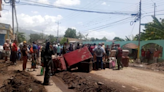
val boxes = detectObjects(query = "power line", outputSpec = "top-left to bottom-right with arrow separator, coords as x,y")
18,1 -> 133,15
82,17 -> 132,33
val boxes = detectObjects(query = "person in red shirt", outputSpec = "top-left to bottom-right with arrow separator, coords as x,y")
11,40 -> 18,65
141,49 -> 146,63
153,48 -> 161,63
90,43 -> 96,56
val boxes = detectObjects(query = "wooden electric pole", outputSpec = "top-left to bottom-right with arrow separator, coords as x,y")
11,0 -> 15,39
137,0 -> 142,60
154,3 -> 156,17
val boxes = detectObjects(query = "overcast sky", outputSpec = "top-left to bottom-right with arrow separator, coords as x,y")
0,0 -> 164,40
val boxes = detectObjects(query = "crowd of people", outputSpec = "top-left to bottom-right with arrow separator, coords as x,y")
2,39 -> 162,85
2,40 -> 125,71
141,48 -> 161,64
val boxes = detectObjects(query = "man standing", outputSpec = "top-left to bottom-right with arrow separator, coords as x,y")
116,44 -> 123,70
42,41 -> 54,85
90,44 -> 96,56
141,49 -> 146,63
57,43 -> 61,56
3,39 -> 10,63
93,43 -> 105,70
31,42 -> 38,70
102,42 -> 105,50
21,43 -> 28,71
11,40 -> 18,65
153,48 -> 161,63
146,49 -> 151,64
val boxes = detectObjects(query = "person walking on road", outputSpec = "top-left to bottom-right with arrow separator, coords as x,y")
3,39 -> 10,63
93,43 -> 105,70
116,44 -> 123,70
21,43 -> 28,71
11,40 -> 18,65
42,41 -> 54,85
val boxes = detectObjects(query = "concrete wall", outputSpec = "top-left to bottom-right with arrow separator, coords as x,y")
83,40 -> 164,59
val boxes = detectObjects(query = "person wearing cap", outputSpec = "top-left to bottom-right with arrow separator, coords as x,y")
21,42 -> 28,71
3,39 -> 10,63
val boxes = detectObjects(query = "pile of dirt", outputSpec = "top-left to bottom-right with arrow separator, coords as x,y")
0,62 -> 11,75
130,62 -> 164,72
147,62 -> 164,71
0,70 -> 46,92
56,71 -> 117,92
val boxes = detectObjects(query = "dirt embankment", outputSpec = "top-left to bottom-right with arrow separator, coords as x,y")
55,71 -> 118,92
0,61 -> 47,92
130,62 -> 164,73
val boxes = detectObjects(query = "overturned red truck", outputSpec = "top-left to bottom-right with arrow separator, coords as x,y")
52,46 -> 130,73
52,46 -> 93,73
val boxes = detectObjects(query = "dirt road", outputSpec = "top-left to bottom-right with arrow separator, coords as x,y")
90,68 -> 164,92
1,59 -> 164,92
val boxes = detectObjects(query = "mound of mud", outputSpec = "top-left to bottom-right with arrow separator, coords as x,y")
147,62 -> 164,71
56,72 -> 117,92
130,62 -> 164,72
0,70 -> 46,92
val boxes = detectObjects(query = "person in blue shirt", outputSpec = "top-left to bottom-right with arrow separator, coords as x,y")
57,44 -> 61,56
31,42 -> 38,70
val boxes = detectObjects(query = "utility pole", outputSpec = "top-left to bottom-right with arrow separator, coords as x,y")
137,0 -> 141,60
11,0 -> 15,39
154,3 -> 156,17
56,22 -> 60,43
42,30 -> 44,40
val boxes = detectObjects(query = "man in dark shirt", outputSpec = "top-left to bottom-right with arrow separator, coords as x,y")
42,41 -> 54,85
21,43 -> 28,71
116,44 -> 123,70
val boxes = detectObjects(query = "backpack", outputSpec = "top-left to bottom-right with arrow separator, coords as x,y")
96,47 -> 102,56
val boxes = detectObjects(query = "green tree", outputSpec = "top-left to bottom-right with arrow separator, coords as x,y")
125,35 -> 138,41
17,32 -> 26,43
90,37 -> 96,41
141,16 -> 164,40
64,28 -> 77,38
29,34 -> 41,43
101,37 -> 108,41
113,37 -> 125,41
77,32 -> 84,39
60,37 -> 68,45
48,35 -> 56,43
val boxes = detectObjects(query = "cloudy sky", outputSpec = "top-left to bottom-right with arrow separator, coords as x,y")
0,0 -> 164,40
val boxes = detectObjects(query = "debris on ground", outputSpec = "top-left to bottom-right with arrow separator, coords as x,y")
55,71 -> 118,92
0,70 -> 47,92
130,62 -> 164,72
0,62 -> 12,75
